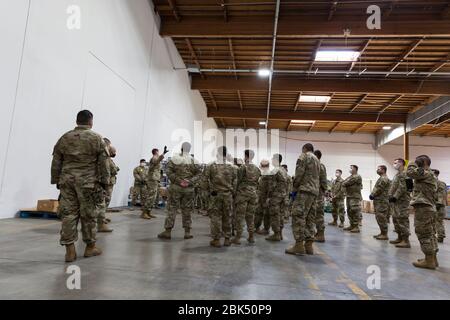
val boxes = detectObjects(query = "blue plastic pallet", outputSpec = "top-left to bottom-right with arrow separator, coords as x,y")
19,210 -> 59,219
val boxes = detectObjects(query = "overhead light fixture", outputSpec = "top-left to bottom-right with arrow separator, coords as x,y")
315,50 -> 360,62
259,121 -> 266,126
299,95 -> 331,103
258,68 -> 271,77
291,120 -> 316,125
383,126 -> 392,130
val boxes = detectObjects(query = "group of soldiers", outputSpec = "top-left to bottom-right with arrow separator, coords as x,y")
51,110 -> 446,271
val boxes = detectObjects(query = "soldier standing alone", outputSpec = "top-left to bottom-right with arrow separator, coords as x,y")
158,142 -> 201,240
132,159 -> 147,206
205,147 -> 237,247
286,143 -> 320,256
342,165 -> 363,233
370,165 -> 391,240
51,110 -> 110,262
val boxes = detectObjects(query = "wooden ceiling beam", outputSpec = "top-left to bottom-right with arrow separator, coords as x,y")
328,2 -> 339,21
221,0 -> 228,22
208,90 -> 217,109
329,121 -> 341,133
207,108 -> 406,124
351,123 -> 367,134
161,17 -> 450,38
228,39 -> 238,80
383,0 -> 398,19
380,95 -> 403,113
348,39 -> 371,72
350,93 -> 369,112
385,38 -> 424,76
237,90 -> 243,110
321,93 -> 335,112
191,75 -> 450,95
294,92 -> 302,111
308,40 -> 322,71
167,0 -> 180,22
185,38 -> 204,79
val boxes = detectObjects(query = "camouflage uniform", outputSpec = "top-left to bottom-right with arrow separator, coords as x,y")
291,152 -> 320,242
435,179 -> 447,241
284,173 -> 293,220
144,154 -> 164,212
406,163 -> 438,256
267,166 -> 289,234
97,157 -> 119,224
371,175 -> 391,234
51,125 -> 110,245
315,163 -> 328,233
235,162 -> 260,236
331,177 -> 346,224
342,174 -> 363,229
132,165 -> 147,205
389,171 -> 411,239
204,159 -> 237,240
164,153 -> 201,230
254,169 -> 271,232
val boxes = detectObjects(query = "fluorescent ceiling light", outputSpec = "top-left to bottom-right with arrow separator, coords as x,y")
299,95 -> 331,103
315,50 -> 360,62
383,126 -> 392,130
291,120 -> 315,125
259,121 -> 266,125
258,68 -> 271,77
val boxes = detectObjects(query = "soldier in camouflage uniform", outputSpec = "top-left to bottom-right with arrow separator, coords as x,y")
205,147 -> 237,247
198,165 -> 210,216
407,155 -> 438,269
388,158 -> 411,248
232,149 -> 260,245
286,143 -> 320,256
432,169 -> 447,243
282,165 -> 292,222
342,165 -> 363,233
255,160 -> 271,235
96,141 -> 118,233
141,147 -> 168,219
313,150 -> 328,243
51,110 -> 109,262
158,142 -> 201,240
329,169 -> 345,227
132,159 -> 147,206
370,165 -> 391,240
265,154 -> 289,242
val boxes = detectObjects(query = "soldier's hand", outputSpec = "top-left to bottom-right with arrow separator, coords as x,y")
180,180 -> 189,188
163,146 -> 169,154
369,194 -> 374,200
56,184 -> 60,190
389,197 -> 397,203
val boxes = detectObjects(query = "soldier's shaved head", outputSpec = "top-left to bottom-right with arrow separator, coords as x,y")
181,142 -> 191,153
244,149 -> 255,160
76,110 -> 93,126
302,143 -> 314,153
416,155 -> 431,168
313,150 -> 322,160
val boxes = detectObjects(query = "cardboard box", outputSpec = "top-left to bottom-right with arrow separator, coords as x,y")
159,187 -> 168,199
37,199 -> 59,213
369,201 -> 375,214
361,200 -> 371,213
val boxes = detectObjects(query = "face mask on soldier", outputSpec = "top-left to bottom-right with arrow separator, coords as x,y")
393,163 -> 401,170
140,163 -> 145,167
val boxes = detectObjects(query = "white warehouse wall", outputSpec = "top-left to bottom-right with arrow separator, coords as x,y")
0,0 -> 216,219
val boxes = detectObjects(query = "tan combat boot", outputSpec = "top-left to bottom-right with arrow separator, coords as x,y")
338,222 -> 344,228
140,210 -> 151,219
395,236 -> 411,248
97,223 -> 113,233
157,228 -> 172,240
343,225 -> 353,231
84,243 -> 102,258
389,234 -> 402,244
375,232 -> 388,240
350,226 -> 360,233
285,241 -> 305,255
328,219 -> 338,226
223,238 -> 231,247
314,230 -> 325,242
247,232 -> 255,244
184,228 -> 193,239
305,240 -> 314,255
280,229 -> 283,240
231,233 -> 242,245
210,239 -> 221,248
412,254 -> 436,270
265,232 -> 281,242
148,211 -> 157,218
418,253 -> 439,267
65,244 -> 77,262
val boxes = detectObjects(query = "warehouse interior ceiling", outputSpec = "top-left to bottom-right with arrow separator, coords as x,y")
151,0 -> 450,137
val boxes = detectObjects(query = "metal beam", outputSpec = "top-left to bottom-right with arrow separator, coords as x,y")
191,75 -> 450,95
207,108 -> 406,124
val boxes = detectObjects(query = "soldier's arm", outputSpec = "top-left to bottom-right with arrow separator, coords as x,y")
293,158 -> 306,189
406,162 -> 425,180
133,168 -> 140,181
50,139 -> 63,185
371,180 -> 383,197
342,175 -> 357,187
189,162 -> 202,186
320,166 -> 328,192
232,166 -> 238,194
97,140 -> 110,185
393,176 -> 406,199
166,160 -> 181,185
236,165 -> 245,188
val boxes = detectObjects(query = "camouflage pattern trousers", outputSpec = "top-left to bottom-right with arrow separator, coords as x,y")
144,181 -> 159,212
374,199 -> 390,233
283,197 -> 291,220
269,196 -> 285,233
331,198 -> 345,223
254,200 -> 271,231
346,197 -> 361,227
132,183 -> 147,205
235,193 -> 258,235
58,180 -> 103,245
210,192 -> 233,240
96,184 -> 114,224
105,184 -> 114,209
315,196 -> 325,232
391,200 -> 410,238
291,191 -> 317,242
164,187 -> 194,230
436,205 -> 446,240
413,204 -> 438,255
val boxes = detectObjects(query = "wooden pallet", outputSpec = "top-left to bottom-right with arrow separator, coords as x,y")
18,208 -> 59,219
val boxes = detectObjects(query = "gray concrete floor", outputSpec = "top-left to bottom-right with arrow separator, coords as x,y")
0,208 -> 449,300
